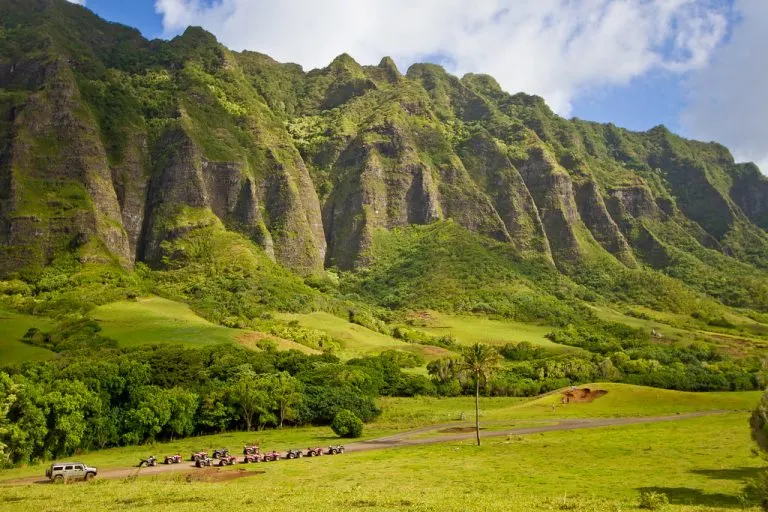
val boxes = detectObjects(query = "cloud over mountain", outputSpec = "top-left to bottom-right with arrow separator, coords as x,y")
155,0 -> 727,115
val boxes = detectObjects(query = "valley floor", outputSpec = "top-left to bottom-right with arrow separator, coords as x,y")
1,384 -> 763,511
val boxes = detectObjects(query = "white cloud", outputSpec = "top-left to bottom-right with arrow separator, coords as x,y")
67,0 -> 86,4
682,0 -> 768,172
155,0 -> 727,116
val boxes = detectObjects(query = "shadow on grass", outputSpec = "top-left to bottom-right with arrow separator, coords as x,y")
690,467 -> 762,481
637,487 -> 743,509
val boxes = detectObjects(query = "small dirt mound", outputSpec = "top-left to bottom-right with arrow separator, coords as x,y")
560,387 -> 607,404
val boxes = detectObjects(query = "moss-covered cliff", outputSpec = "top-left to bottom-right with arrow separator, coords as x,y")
1,0 -> 768,313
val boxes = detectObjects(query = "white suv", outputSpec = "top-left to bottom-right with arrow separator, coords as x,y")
45,462 -> 98,482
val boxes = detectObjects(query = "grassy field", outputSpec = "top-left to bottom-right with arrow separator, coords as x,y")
3,383 -> 746,482
412,311 -> 574,352
0,309 -> 55,364
92,297 -> 247,347
275,311 -> 453,360
0,424 -> 398,482
0,412 -> 761,511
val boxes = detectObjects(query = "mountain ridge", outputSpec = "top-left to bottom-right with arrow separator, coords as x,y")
1,0 -> 768,315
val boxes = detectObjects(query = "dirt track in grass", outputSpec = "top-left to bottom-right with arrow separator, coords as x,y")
2,410 -> 728,486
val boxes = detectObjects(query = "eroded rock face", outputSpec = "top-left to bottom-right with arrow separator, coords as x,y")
1,59 -> 131,270
607,186 -> 660,222
138,129 -> 324,272
263,151 -> 326,274
575,180 -> 636,267
730,163 -> 768,230
516,146 -> 586,269
458,132 -> 552,261
111,131 -> 148,262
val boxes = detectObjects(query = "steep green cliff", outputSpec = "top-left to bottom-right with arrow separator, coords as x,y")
1,0 -> 768,316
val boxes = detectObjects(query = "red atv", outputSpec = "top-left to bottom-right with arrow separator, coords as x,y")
164,454 -> 182,465
326,445 -> 345,455
191,451 -> 208,462
304,447 -> 323,457
242,453 -> 264,463
217,455 -> 237,466
243,445 -> 260,455
262,450 -> 281,462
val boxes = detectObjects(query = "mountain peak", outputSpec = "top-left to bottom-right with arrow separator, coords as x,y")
328,53 -> 362,72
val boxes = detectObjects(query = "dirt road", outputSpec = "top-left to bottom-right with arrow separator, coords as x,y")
2,410 -> 727,486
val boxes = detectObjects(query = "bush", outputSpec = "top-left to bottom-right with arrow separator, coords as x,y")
743,470 -> 768,511
639,490 -> 669,510
331,409 -> 363,438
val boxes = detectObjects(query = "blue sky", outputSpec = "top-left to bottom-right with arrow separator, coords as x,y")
72,0 -> 767,170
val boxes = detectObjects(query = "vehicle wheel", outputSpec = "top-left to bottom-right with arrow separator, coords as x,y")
53,475 -> 64,484
339,449 -> 345,454
331,449 -> 337,455
308,452 -> 314,457
85,473 -> 95,482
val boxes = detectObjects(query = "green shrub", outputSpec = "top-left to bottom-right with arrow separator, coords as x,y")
331,409 -> 363,438
638,490 -> 668,510
743,470 -> 768,511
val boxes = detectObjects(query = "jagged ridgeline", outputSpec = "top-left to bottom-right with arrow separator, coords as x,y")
1,0 -> 768,313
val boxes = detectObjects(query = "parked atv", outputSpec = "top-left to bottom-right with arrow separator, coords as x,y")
217,455 -> 238,466
191,451 -> 208,462
242,453 -> 264,463
285,449 -> 303,460
243,445 -> 260,455
212,448 -> 230,459
262,450 -> 281,462
326,445 -> 345,455
304,447 -> 323,457
164,454 -> 182,465
195,456 -> 213,468
138,456 -> 157,468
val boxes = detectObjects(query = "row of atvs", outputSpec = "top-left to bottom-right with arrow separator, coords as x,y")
138,446 -> 346,468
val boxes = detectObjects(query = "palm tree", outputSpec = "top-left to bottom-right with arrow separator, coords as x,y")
460,343 -> 501,446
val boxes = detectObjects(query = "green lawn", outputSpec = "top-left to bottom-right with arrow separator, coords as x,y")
1,413 -> 761,511
414,311 -> 575,352
92,297 -> 248,347
0,309 -> 55,364
275,311 -> 453,360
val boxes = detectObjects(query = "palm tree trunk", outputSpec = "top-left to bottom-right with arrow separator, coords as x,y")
475,372 -> 480,446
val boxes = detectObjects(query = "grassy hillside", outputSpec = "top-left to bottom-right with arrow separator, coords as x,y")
0,309 -> 55,363
276,311 -> 453,360
512,382 -> 761,418
92,297 -> 247,346
377,382 -> 759,427
410,311 -> 572,352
